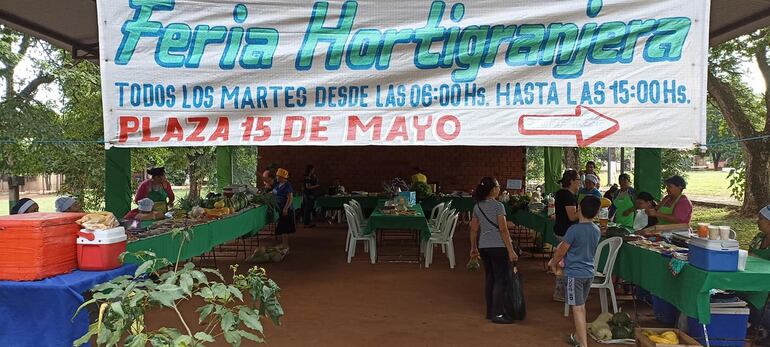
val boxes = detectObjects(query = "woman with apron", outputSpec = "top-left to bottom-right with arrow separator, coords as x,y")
135,167 -> 175,213
612,174 -> 636,229
646,175 -> 692,225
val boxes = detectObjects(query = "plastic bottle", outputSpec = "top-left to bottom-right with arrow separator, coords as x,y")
547,196 -> 556,217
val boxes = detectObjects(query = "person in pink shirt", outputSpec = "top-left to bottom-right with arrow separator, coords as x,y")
646,175 -> 692,225
134,167 -> 175,210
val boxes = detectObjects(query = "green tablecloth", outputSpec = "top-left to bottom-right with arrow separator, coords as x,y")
613,243 -> 770,324
315,196 -> 383,210
364,204 -> 431,240
506,209 -> 557,247
127,205 -> 269,263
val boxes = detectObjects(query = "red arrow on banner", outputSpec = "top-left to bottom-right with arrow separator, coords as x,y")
518,106 -> 620,147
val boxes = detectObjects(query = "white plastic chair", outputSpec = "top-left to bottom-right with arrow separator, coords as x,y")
344,203 -> 369,252
344,207 -> 376,264
425,213 -> 459,268
349,199 -> 368,227
428,203 -> 446,227
430,208 -> 454,234
563,237 -> 623,316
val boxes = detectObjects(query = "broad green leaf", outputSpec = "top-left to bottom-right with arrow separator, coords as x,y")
129,290 -> 147,306
158,327 -> 182,340
228,286 -> 244,302
197,287 -> 214,300
190,270 -> 207,284
197,304 -> 214,324
150,290 -> 184,307
172,335 -> 192,347
193,332 -> 215,343
211,283 -> 230,300
220,311 -> 236,332
72,323 -> 98,346
200,268 -> 224,280
110,301 -> 125,317
238,308 -> 263,332
96,324 -> 111,345
238,330 -> 264,343
135,260 -> 154,277
72,298 -> 96,321
183,262 -> 195,271
223,331 -> 242,347
157,283 -> 181,292
125,333 -> 148,347
180,274 -> 194,295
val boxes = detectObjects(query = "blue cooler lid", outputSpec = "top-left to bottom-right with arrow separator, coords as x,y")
689,237 -> 739,251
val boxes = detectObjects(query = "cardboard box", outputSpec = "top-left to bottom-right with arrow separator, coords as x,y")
635,328 -> 702,347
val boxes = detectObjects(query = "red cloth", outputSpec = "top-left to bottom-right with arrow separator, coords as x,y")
134,179 -> 175,204
124,209 -> 139,220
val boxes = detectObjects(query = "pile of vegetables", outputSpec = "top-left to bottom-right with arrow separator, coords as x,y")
588,312 -> 635,341
410,181 -> 433,200
642,330 -> 680,344
508,194 -> 531,211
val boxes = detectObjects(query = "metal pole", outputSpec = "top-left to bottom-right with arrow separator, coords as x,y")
607,148 -> 615,186
620,148 -> 626,174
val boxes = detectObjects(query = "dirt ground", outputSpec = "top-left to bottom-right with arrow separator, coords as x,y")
146,222 -> 660,347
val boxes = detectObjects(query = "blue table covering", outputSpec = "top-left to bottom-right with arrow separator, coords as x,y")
0,264 -> 138,347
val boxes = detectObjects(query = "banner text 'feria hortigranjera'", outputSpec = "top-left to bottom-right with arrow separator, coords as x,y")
114,0 -> 691,83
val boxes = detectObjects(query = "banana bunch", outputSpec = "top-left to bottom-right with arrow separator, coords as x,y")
642,330 -> 679,344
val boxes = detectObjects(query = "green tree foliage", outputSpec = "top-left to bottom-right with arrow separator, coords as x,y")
705,103 -> 743,170
709,29 -> 770,213
660,149 -> 692,187
526,147 -> 544,182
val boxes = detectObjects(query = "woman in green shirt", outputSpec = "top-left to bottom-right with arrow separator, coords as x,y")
749,205 -> 770,260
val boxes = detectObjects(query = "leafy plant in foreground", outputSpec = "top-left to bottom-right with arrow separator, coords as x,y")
73,228 -> 283,346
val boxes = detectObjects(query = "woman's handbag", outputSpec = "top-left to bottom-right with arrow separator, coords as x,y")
505,264 -> 526,321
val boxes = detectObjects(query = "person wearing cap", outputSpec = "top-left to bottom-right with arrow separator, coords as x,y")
123,198 -> 158,221
10,198 -> 39,215
273,168 -> 295,249
55,196 -> 84,213
579,161 -> 600,189
134,167 -> 175,212
577,173 -> 602,204
749,205 -> 770,260
647,175 -> 692,225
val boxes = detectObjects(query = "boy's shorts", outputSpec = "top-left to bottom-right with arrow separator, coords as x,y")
566,277 -> 593,306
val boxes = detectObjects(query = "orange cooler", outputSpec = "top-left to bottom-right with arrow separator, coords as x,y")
76,227 -> 127,271
0,212 -> 85,281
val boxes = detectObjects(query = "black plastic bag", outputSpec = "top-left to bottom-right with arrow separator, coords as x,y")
505,265 -> 526,321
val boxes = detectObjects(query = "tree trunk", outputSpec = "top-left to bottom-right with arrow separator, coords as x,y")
712,152 -> 721,171
741,140 -> 770,214
564,147 -> 580,170
187,154 -> 201,201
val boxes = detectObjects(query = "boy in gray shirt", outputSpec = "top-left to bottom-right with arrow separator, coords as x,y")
548,196 -> 601,347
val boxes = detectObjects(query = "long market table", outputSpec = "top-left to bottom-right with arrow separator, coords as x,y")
506,209 -> 558,248
611,243 -> 770,324
127,204 -> 272,263
0,264 -> 138,347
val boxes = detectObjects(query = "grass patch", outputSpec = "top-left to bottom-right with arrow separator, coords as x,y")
692,205 -> 757,249
685,170 -> 733,198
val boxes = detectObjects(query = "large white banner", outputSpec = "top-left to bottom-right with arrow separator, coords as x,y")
97,0 -> 709,148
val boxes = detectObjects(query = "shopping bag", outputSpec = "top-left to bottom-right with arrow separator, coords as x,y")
505,265 -> 526,321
